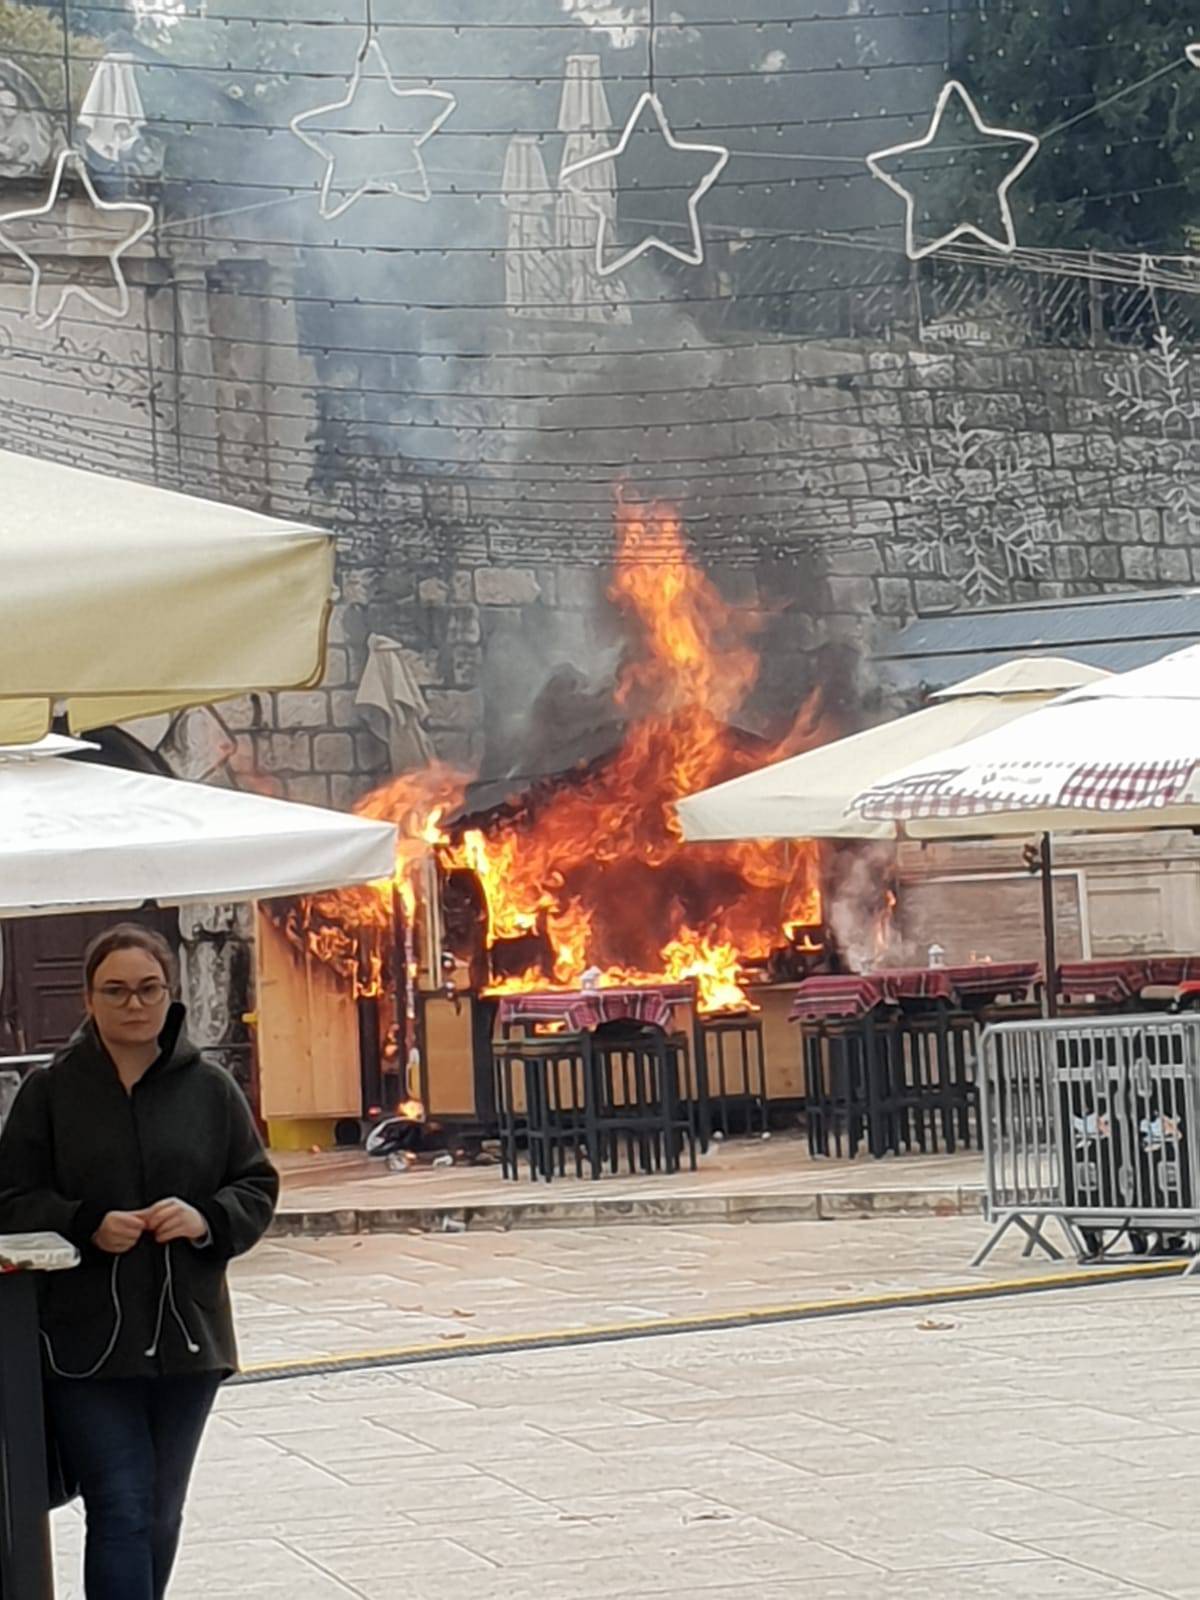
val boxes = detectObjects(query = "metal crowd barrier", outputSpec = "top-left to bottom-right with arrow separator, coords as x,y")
974,1013 -> 1200,1272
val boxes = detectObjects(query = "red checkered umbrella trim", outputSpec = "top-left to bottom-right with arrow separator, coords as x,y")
1058,761 -> 1196,811
856,760 -> 1197,820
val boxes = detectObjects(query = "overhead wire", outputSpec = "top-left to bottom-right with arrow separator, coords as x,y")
1,8 -> 1195,561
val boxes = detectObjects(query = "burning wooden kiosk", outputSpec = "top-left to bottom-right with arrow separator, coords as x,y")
251,504 -> 854,1151
253,800 -> 838,1151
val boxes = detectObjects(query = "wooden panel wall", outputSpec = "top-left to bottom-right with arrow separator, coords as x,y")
254,908 -> 360,1120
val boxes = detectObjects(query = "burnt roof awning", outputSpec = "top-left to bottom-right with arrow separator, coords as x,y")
453,721 -> 627,823
878,588 -> 1200,694
452,718 -> 774,827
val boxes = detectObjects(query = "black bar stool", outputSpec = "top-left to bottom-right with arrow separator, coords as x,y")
492,1034 -> 592,1183
801,1009 -> 896,1160
890,1003 -> 980,1155
698,1013 -> 768,1138
588,1023 -> 698,1177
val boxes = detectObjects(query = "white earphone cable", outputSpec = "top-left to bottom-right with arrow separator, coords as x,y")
41,1256 -> 124,1381
42,1245 -> 202,1377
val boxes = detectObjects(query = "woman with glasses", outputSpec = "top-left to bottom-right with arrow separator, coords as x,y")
0,922 -> 278,1600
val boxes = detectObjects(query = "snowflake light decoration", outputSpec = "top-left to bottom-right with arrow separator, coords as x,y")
886,405 -> 1052,604
1104,324 -> 1200,532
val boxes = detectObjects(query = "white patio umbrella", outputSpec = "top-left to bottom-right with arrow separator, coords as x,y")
675,656 -> 1109,843
0,741 -> 397,915
850,643 -> 1200,832
1,451 -> 336,744
848,642 -> 1200,1010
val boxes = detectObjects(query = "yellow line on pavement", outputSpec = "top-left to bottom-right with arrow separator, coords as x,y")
237,1257 -> 1183,1384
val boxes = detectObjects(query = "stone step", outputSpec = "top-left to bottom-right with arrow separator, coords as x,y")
271,1183 -> 984,1238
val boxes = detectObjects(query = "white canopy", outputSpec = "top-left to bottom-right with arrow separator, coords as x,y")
851,642 -> 1200,835
0,745 -> 397,916
675,657 -> 1109,843
1,451 -> 336,744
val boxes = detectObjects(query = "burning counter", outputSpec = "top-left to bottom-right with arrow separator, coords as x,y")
251,506 -> 859,1149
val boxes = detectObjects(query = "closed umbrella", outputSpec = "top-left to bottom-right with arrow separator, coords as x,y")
675,655 -> 1109,843
1,451 -> 335,744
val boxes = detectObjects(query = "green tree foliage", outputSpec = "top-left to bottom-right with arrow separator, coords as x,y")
953,0 -> 1200,253
0,0 -> 102,116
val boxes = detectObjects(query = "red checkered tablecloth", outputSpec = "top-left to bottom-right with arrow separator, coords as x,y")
495,983 -> 694,1033
1056,959 -> 1149,1004
788,976 -> 887,1022
1144,957 -> 1200,987
943,962 -> 1041,1002
877,968 -> 956,1003
789,962 -> 1042,1023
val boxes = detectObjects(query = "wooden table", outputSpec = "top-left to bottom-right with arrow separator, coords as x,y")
0,1232 -> 78,1600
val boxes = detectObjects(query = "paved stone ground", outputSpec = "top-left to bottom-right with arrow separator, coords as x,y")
230,1215 -> 1066,1370
53,1262 -> 1200,1598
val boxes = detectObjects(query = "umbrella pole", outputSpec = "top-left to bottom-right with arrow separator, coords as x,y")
1040,832 -> 1058,1019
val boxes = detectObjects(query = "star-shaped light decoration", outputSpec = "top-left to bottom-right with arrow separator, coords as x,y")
1187,43 -> 1200,68
866,79 -> 1040,261
0,148 -> 154,329
290,36 -> 457,221
560,89 -> 729,277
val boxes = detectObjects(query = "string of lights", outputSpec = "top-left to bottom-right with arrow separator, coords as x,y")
0,339 -> 967,442
18,220 -> 1190,363
0,43 -> 983,86
24,3 -> 1014,31
9,193 -> 1196,312
0,393 -> 907,517
0,415 -> 902,556
0,44 -> 1185,280
0,3 -> 1195,579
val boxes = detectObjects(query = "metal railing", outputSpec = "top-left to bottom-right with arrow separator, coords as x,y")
974,1013 -> 1200,1272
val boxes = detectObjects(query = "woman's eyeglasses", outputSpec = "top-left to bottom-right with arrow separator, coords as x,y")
93,981 -> 169,1009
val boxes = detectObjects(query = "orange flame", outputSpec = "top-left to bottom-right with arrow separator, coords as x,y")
436,503 -> 828,1009
277,764 -> 471,999
874,888 -> 900,965
284,503 -> 831,1013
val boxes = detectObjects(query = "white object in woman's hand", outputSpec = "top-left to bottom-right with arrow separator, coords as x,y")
93,1210 -> 146,1254
141,1197 -> 208,1244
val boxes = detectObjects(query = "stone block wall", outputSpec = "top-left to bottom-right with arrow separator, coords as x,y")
238,323 -> 1199,808
216,613 -> 391,810
10,293 -> 1192,813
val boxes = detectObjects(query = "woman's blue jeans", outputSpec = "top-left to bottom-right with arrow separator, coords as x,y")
46,1373 -> 220,1600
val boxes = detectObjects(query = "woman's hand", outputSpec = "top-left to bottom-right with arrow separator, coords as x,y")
141,1198 -> 209,1245
92,1210 -> 146,1254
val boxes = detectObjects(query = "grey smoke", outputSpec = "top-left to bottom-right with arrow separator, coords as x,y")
829,842 -> 913,975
